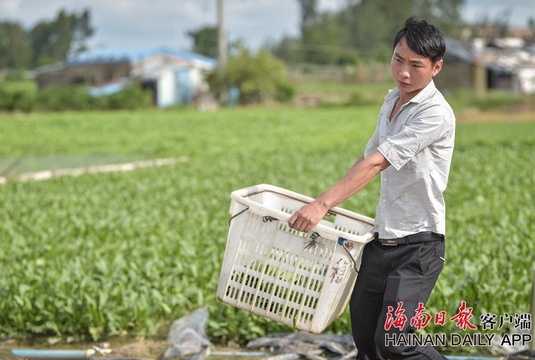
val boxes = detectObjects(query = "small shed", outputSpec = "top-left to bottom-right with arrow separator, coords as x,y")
436,38 -> 535,95
35,47 -> 217,107
146,65 -> 209,108
434,39 -> 484,95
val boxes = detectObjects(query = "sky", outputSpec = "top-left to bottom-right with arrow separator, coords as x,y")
1,0 -> 534,53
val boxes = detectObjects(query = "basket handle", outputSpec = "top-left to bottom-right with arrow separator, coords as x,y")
230,185 -> 374,243
231,184 -> 374,226
228,207 -> 359,274
229,207 -> 279,226
228,206 -> 249,226
229,206 -> 367,274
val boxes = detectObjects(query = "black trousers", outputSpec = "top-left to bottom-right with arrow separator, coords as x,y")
349,239 -> 446,360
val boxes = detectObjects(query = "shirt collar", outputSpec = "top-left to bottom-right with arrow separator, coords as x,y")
385,80 -> 436,104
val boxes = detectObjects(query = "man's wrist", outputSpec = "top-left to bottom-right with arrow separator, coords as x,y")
316,193 -> 334,211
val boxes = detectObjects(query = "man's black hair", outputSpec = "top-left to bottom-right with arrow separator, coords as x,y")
393,16 -> 446,64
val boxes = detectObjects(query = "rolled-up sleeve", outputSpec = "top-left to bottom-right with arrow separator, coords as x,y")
364,126 -> 379,158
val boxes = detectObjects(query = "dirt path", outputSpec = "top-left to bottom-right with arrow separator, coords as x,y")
0,156 -> 188,185
456,109 -> 535,123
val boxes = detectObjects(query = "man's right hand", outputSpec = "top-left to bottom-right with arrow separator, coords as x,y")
288,200 -> 329,233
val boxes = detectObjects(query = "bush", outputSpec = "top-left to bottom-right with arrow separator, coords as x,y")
0,86 -> 35,112
276,83 -> 296,103
0,80 -> 152,112
36,85 -> 101,111
103,83 -> 153,110
34,83 -> 152,111
0,81 -> 37,112
208,48 -> 296,105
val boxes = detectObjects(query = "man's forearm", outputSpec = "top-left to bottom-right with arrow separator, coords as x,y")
316,151 -> 389,209
288,151 -> 389,233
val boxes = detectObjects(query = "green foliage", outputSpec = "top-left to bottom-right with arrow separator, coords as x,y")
343,90 -> 387,107
297,0 -> 318,30
22,83 -> 152,112
0,81 -> 37,112
273,0 -> 467,64
29,9 -> 94,67
187,26 -> 218,59
102,83 -> 153,110
35,85 -> 100,111
0,107 -> 533,354
0,22 -> 31,69
275,83 -> 296,103
0,9 -> 93,70
0,80 -> 152,112
447,89 -> 526,112
208,48 -> 295,104
4,70 -> 31,82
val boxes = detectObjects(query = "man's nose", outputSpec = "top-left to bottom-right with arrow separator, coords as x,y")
398,64 -> 410,78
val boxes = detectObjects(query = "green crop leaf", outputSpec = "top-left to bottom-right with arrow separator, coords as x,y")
0,107 -> 533,352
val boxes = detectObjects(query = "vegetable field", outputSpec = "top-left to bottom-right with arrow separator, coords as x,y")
0,107 -> 534,353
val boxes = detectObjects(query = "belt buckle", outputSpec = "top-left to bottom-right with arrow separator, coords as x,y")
381,239 -> 398,246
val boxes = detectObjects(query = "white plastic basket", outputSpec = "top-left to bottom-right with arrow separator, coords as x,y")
217,184 -> 374,334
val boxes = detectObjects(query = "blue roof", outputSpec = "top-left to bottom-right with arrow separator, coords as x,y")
66,46 -> 217,68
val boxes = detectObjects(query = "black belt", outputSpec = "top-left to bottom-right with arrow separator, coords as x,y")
374,231 -> 444,246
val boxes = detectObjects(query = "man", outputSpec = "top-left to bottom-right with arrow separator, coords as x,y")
288,17 -> 454,360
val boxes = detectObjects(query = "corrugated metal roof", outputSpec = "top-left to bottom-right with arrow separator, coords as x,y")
66,46 -> 217,69
445,38 -> 535,74
446,39 -> 475,63
35,62 -> 67,74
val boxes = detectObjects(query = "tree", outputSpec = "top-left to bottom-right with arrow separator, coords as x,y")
272,0 -> 466,65
29,8 -> 94,67
528,17 -> 535,42
297,0 -> 318,32
470,7 -> 512,42
71,9 -> 94,54
187,25 -> 247,59
207,47 -> 295,104
429,0 -> 466,37
0,21 -> 31,69
301,12 -> 346,64
187,26 -> 218,58
493,8 -> 512,37
268,35 -> 305,64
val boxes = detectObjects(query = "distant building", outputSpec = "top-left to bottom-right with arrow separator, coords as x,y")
35,47 -> 217,107
435,38 -> 535,95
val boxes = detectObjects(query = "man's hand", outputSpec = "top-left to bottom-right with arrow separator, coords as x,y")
288,200 -> 329,233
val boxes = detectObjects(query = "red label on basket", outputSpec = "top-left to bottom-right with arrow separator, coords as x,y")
330,257 -> 349,284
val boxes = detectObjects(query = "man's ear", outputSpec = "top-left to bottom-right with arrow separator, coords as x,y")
432,59 -> 443,77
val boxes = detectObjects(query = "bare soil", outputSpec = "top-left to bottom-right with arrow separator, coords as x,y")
0,338 -> 168,360
456,108 -> 535,123
1,338 -> 266,360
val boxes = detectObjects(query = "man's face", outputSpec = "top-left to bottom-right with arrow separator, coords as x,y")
391,37 -> 442,100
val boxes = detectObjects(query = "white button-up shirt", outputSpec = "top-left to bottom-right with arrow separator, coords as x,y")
364,80 -> 455,239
